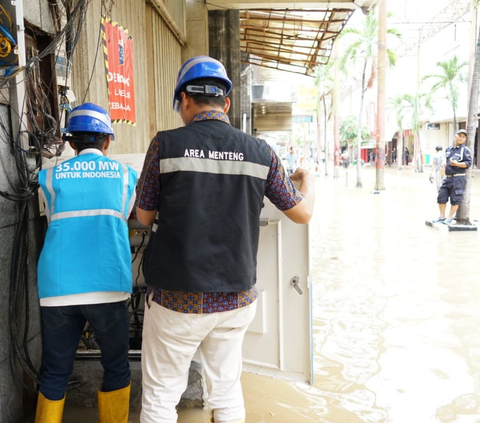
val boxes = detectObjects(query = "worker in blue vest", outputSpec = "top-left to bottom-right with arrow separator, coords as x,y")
136,56 -> 315,423
34,103 -> 137,423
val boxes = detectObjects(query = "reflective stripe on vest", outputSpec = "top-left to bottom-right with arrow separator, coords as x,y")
50,208 -> 127,223
44,167 -> 55,221
43,162 -> 130,224
120,162 -> 129,215
159,157 -> 270,179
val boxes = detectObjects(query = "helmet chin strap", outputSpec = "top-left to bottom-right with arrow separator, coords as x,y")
62,133 -> 107,143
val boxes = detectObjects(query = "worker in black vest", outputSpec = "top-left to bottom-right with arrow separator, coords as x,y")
135,56 -> 315,423
432,129 -> 472,224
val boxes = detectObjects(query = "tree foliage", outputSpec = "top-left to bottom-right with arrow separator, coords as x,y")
339,116 -> 370,146
387,94 -> 408,170
339,11 -> 401,187
391,93 -> 427,172
422,55 -> 468,129
314,61 -> 335,175
314,61 -> 334,119
339,12 -> 400,88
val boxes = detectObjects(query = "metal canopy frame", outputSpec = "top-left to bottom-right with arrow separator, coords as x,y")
394,0 -> 471,57
240,8 -> 353,76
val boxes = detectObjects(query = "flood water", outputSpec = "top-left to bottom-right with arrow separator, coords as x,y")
308,165 -> 480,423
33,165 -> 480,422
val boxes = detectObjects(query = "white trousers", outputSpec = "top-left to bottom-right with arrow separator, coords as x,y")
140,296 -> 257,423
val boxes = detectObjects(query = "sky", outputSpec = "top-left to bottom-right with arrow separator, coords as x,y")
349,0 -> 469,43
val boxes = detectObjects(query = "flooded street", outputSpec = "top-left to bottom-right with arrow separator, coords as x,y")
38,165 -> 480,423
308,166 -> 480,423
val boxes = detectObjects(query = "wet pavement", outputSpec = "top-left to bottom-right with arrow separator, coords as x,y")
25,165 -> 480,422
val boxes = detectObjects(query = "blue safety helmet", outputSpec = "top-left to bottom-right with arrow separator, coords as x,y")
65,103 -> 115,140
173,56 -> 232,112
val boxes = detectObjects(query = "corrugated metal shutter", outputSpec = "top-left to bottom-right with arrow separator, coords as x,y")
70,1 -> 183,154
147,3 -> 183,135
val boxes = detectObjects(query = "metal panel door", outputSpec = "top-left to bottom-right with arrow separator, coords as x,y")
243,198 -> 313,384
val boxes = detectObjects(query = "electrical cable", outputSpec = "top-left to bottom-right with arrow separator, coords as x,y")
0,4 -> 13,29
82,0 -> 108,103
130,232 -> 147,348
9,201 -> 42,390
131,232 -> 146,264
129,248 -> 146,350
0,4 -> 15,65
135,250 -> 145,288
4,0 -> 92,393
7,107 -> 42,390
129,287 -> 145,350
0,36 -> 12,57
80,0 -> 116,103
0,0 -> 91,89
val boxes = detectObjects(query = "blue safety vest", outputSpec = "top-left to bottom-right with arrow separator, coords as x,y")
37,151 -> 137,299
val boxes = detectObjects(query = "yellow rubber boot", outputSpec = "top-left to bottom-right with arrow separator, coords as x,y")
97,382 -> 131,423
34,391 -> 65,423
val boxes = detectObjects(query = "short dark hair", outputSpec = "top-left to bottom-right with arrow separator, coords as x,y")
435,146 -> 442,151
66,132 -> 108,151
179,77 -> 227,109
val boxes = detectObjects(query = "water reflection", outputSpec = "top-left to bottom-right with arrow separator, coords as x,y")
310,167 -> 480,422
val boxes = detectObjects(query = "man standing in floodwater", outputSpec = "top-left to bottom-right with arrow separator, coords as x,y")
432,129 -> 472,224
135,56 -> 315,423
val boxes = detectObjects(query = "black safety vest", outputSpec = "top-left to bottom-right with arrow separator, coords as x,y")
143,119 -> 272,292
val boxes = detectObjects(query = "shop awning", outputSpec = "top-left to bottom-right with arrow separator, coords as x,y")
240,8 -> 354,76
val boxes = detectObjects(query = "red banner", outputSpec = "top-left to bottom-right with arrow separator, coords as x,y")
101,17 -> 136,125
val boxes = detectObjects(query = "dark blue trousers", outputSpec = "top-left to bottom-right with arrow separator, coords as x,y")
39,301 -> 131,400
437,175 -> 467,205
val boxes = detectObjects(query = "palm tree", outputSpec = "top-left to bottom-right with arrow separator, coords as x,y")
375,0 -> 387,191
398,93 -> 426,173
339,115 -> 370,157
314,61 -> 334,176
388,94 -> 407,171
339,11 -> 400,188
422,55 -> 468,130
456,1 -> 480,225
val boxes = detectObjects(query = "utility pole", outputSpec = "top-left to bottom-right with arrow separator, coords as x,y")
374,0 -> 387,191
456,0 -> 479,227
333,43 -> 340,178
